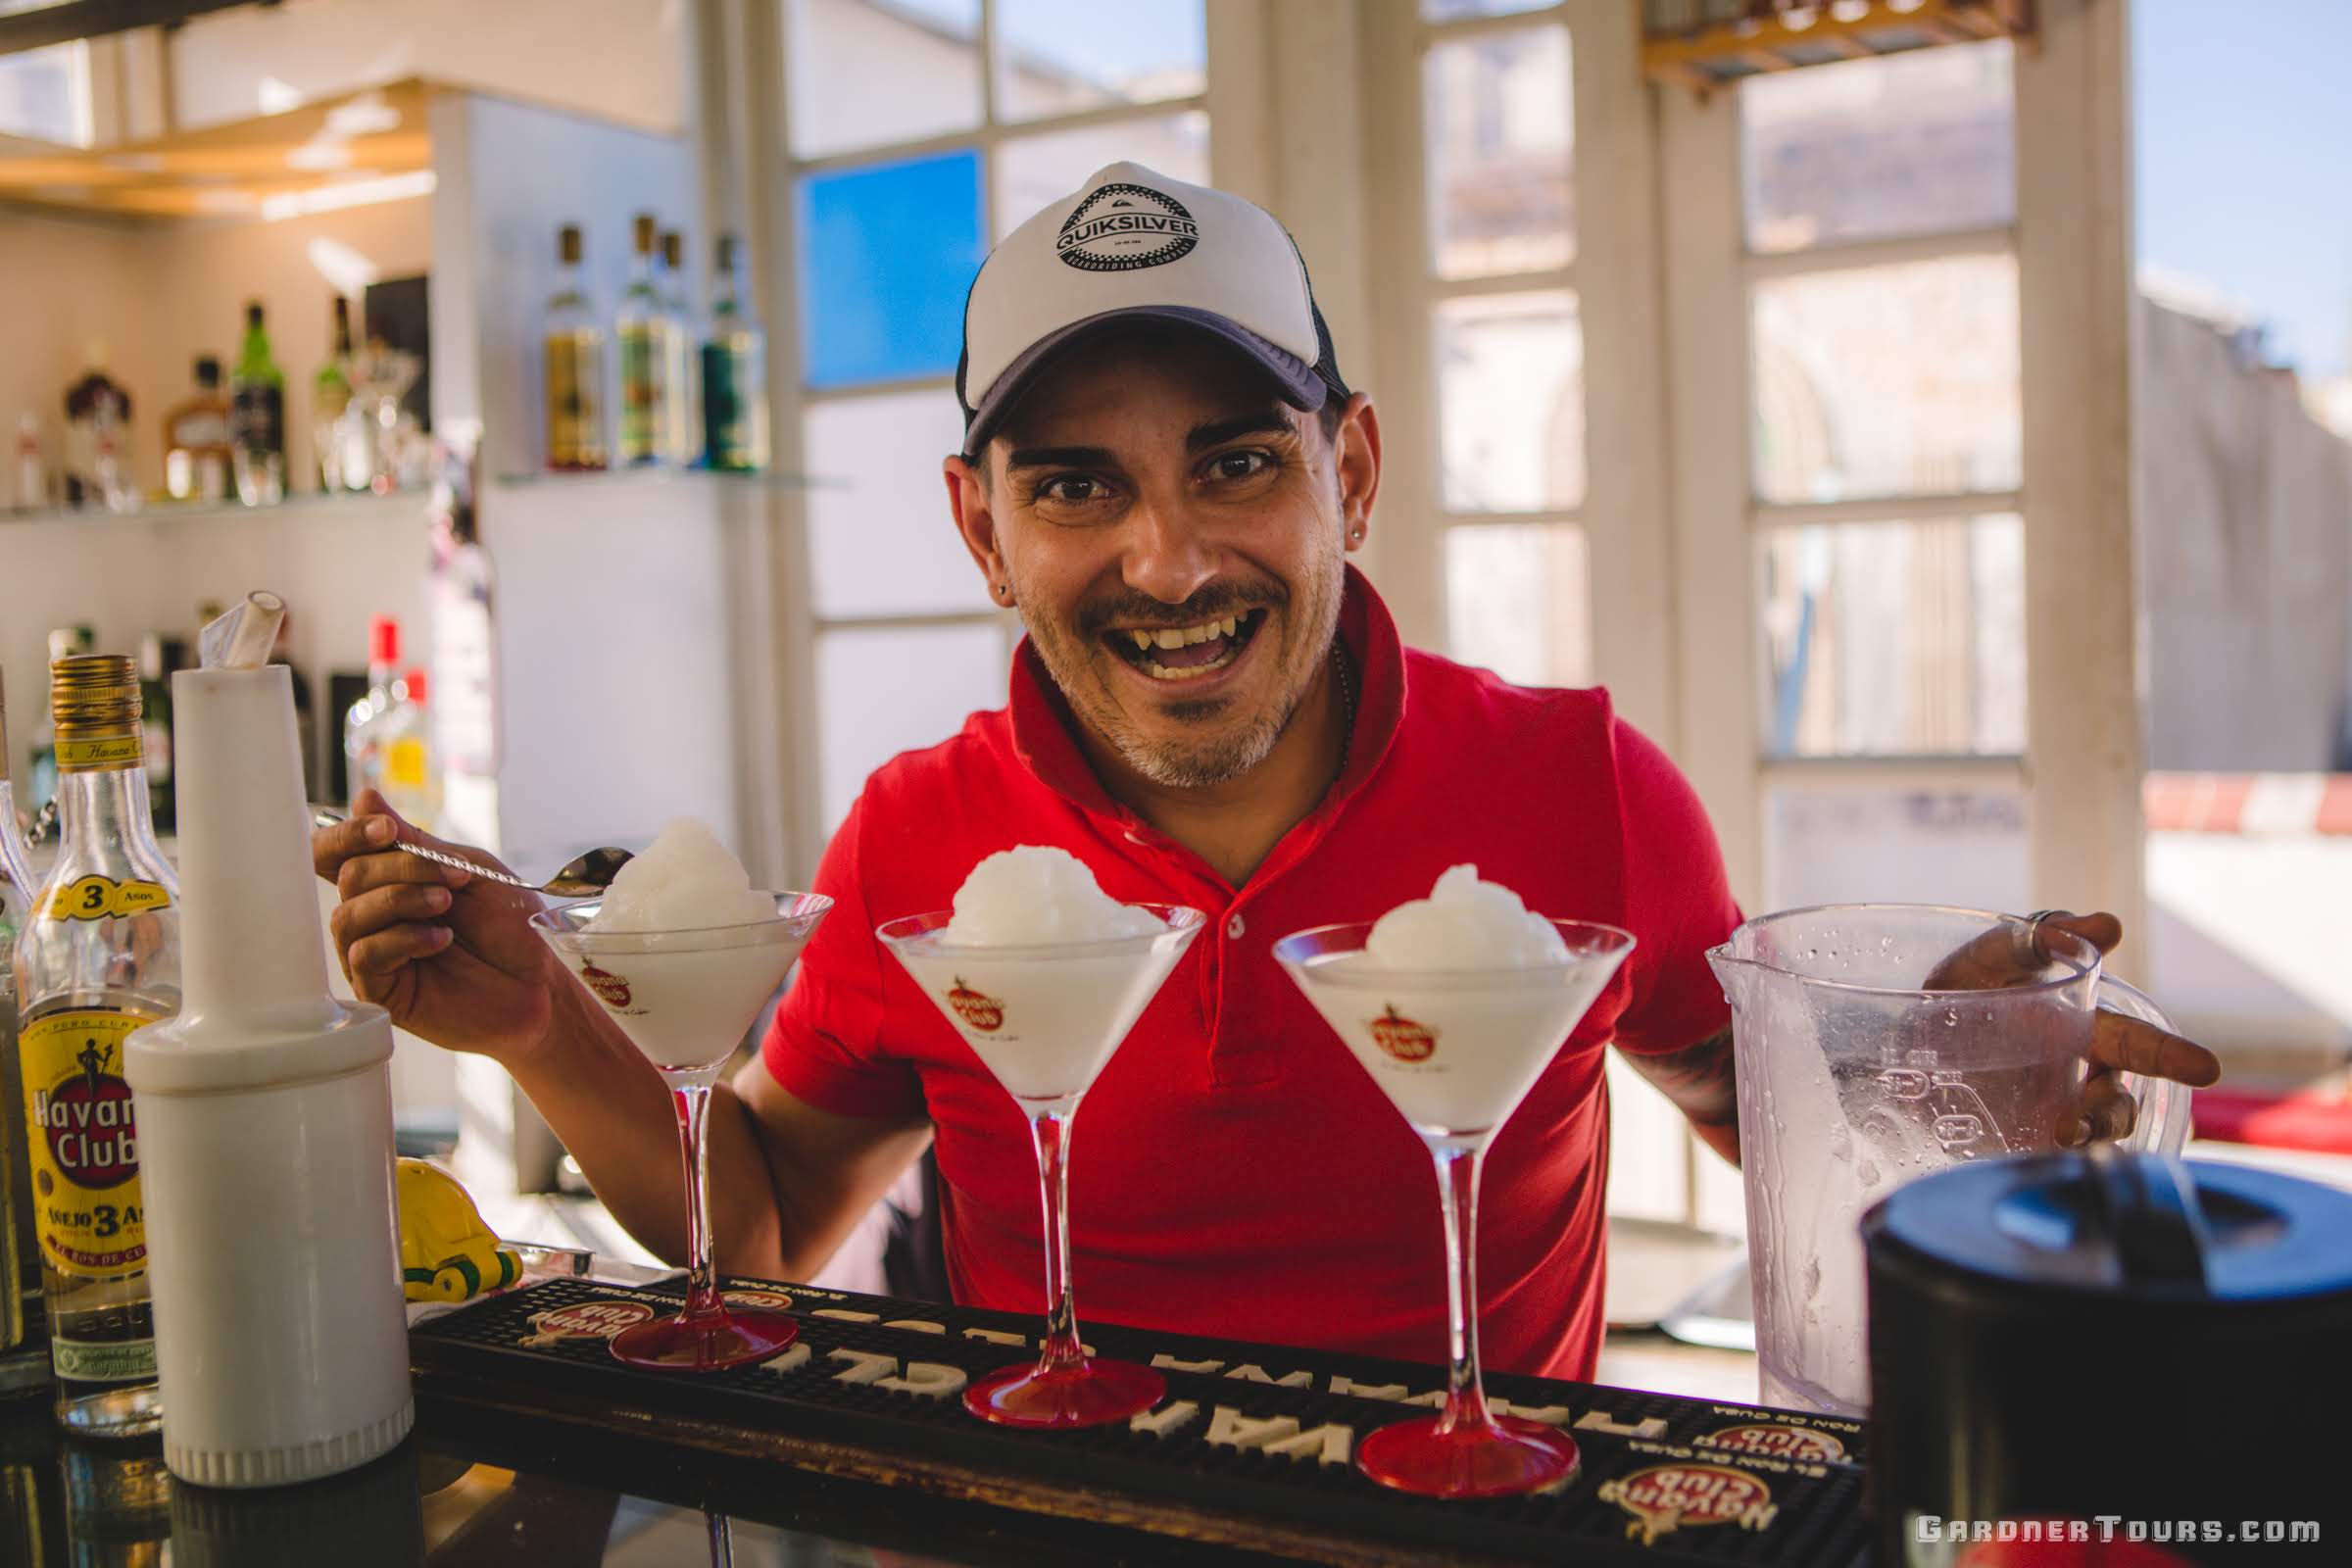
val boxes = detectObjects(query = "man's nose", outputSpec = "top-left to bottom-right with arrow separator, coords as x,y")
1120,496 -> 1218,606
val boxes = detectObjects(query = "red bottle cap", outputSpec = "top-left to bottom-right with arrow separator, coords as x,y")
401,668 -> 427,705
368,615 -> 400,666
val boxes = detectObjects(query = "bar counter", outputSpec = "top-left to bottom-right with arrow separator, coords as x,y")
0,1269 -> 1859,1567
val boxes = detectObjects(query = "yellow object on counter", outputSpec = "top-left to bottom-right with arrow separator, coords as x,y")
397,1158 -> 521,1302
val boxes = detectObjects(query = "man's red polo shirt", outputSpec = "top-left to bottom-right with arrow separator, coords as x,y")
760,568 -> 1740,1380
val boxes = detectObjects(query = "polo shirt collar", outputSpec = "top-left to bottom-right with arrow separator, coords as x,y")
1007,564 -> 1407,823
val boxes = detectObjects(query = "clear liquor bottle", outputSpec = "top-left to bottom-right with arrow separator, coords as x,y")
660,230 -> 702,466
615,213 -> 666,466
702,232 -> 770,473
545,223 -> 609,472
12,654 -> 178,1437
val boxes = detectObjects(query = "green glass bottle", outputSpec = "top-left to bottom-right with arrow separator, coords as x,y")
229,301 -> 286,506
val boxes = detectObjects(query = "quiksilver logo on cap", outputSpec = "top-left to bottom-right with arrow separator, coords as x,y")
1055,182 -> 1199,271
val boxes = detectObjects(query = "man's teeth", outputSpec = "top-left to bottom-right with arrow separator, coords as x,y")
1125,614 -> 1242,652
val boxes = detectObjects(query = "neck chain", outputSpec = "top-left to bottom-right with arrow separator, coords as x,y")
1331,642 -> 1356,782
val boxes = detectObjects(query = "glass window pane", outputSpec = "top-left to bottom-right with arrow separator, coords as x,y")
992,111 -> 1209,241
1422,0 -> 1558,22
1751,253 -> 2021,505
818,622 -> 1005,833
993,0 -> 1204,122
786,0 -> 980,160
1767,787 -> 2027,913
798,149 -> 986,390
1759,514 -> 2026,759
1436,290 -> 1585,514
1742,40 -> 2014,255
1446,523 -> 1591,688
1423,24 -> 1573,278
808,388 -> 992,618
0,40 -> 89,145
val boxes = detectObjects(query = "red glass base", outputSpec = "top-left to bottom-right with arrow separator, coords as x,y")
609,1307 -> 800,1372
961,1358 -> 1166,1429
1355,1414 -> 1582,1499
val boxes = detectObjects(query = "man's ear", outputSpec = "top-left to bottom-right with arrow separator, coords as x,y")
1336,393 -> 1381,551
945,449 -> 1007,590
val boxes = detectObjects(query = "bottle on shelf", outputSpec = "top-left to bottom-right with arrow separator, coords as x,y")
14,653 -> 178,1438
660,229 -> 702,466
25,624 -> 96,822
314,298 -> 358,495
229,301 -> 287,507
615,213 -> 667,466
13,413 -> 46,513
162,356 -> 233,505
134,636 -> 175,837
703,232 -> 771,474
63,348 -> 134,514
376,667 -> 439,832
1,669 -> 40,1372
342,616 -> 402,808
544,222 -> 608,473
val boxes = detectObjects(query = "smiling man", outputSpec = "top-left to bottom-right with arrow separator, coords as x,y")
313,165 -> 2217,1381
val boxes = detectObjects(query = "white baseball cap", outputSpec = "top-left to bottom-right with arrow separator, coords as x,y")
956,162 -> 1351,456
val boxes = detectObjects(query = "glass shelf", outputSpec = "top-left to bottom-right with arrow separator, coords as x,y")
490,466 -> 841,491
2,488 -> 428,530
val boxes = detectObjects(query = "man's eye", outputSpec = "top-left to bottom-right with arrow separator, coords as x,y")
1038,474 -> 1103,504
1209,451 -> 1271,481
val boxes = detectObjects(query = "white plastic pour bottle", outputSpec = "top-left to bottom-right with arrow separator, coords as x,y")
123,592 -> 412,1487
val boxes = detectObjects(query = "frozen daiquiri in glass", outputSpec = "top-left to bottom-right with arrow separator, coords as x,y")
1275,866 -> 1634,1498
878,847 -> 1203,1429
532,820 -> 830,1372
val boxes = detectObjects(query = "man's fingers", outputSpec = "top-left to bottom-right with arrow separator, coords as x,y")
344,922 -> 453,999
328,883 -> 454,955
2060,1075 -> 2137,1146
2088,1008 -> 2221,1086
313,809 -> 399,879
335,847 -> 471,904
2039,911 -> 2122,960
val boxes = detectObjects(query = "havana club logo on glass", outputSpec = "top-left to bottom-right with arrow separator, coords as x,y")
946,978 -> 1005,1033
1367,1004 -> 1436,1062
579,961 -> 633,1009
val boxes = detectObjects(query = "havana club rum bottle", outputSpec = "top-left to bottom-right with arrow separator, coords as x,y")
12,655 -> 178,1436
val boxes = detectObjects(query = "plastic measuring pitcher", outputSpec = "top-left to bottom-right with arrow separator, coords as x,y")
1705,904 -> 2188,1416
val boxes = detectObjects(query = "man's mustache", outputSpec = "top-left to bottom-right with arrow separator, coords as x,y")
1074,585 -> 1285,638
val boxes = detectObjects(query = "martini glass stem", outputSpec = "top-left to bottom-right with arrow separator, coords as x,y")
669,1074 -> 724,1324
1429,1134 -> 1495,1434
1028,1103 -> 1087,1374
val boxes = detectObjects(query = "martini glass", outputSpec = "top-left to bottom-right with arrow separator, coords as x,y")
1274,918 -> 1634,1497
532,892 -> 832,1370
877,904 -> 1205,1427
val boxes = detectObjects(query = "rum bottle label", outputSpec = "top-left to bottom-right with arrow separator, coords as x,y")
20,1011 -> 146,1281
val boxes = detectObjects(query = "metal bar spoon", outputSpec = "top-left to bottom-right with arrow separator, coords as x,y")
311,809 -> 632,898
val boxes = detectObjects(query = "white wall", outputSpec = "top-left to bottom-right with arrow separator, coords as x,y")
2139,296 -> 2352,772
168,0 -> 688,133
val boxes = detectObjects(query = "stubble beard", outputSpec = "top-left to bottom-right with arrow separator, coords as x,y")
1020,557 -> 1348,791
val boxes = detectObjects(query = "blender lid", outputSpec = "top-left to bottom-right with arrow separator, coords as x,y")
1863,1152 -> 2352,1303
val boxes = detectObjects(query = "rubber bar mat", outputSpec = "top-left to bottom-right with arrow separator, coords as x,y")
413,1276 -> 1872,1567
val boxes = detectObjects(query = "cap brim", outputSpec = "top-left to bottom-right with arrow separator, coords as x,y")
962,306 -> 1327,458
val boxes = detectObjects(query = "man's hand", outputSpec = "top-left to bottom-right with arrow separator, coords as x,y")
313,789 -> 562,1064
1923,910 -> 2221,1146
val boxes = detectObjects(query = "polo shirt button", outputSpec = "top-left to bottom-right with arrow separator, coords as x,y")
1125,831 -> 1147,845
1226,913 -> 1246,939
